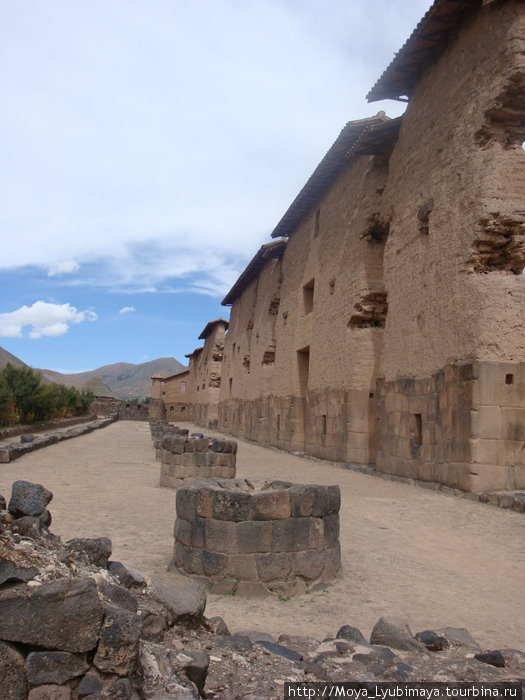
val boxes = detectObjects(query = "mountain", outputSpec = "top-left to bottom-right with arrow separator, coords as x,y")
39,357 -> 186,400
0,346 -> 185,400
0,346 -> 29,370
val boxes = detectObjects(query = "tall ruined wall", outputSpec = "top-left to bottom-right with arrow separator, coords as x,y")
380,1 -> 525,382
219,155 -> 389,463
193,323 -> 227,428
376,1 -> 525,490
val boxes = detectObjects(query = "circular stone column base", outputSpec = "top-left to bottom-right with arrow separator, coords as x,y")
172,478 -> 341,596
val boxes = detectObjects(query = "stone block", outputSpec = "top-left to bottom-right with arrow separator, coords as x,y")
196,487 -> 215,518
173,518 -> 192,547
236,520 -> 272,553
162,451 -> 181,465
292,549 -> 325,581
271,518 -> 310,552
249,490 -> 291,520
254,552 -> 292,582
209,580 -> 237,595
471,406 -> 502,440
501,408 -> 525,441
212,490 -> 251,522
469,464 -> 513,493
180,452 -> 197,467
322,544 -> 341,580
470,438 -> 499,464
161,436 -> 185,454
176,487 -> 196,522
225,553 -> 257,581
196,452 -> 217,467
0,578 -> 103,652
235,581 -> 270,597
190,518 -> 205,548
308,518 -> 324,548
201,550 -> 228,577
194,438 -> 209,452
513,464 -> 525,489
173,542 -> 185,568
183,546 -> 205,576
183,440 -> 195,452
497,440 -> 525,467
0,640 -> 28,699
205,518 -> 238,553
323,515 -> 339,548
93,606 -> 142,676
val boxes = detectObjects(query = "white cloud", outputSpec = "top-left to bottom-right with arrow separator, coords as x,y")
118,306 -> 136,314
0,0 -> 430,296
47,260 -> 80,277
0,301 -> 97,339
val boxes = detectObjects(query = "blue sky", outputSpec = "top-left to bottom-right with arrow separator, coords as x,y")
1,0 -> 431,372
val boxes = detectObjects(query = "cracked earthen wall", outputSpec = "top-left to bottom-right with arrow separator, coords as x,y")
192,322 -> 227,427
376,1 -> 525,490
219,154 -> 389,463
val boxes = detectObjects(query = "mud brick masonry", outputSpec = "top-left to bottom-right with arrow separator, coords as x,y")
151,0 -> 525,493
172,479 -> 341,596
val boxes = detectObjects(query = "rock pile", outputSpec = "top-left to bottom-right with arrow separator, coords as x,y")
0,480 -> 524,698
0,479 -> 209,699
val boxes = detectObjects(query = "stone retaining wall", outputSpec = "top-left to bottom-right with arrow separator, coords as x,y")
0,414 -> 98,441
173,478 -> 341,596
0,416 -> 118,463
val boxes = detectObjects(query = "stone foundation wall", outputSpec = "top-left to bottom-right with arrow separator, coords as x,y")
376,361 -> 525,492
118,403 -> 150,421
91,397 -> 121,416
218,387 -> 376,465
173,479 -> 341,596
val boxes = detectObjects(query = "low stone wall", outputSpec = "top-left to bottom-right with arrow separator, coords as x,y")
159,435 -> 237,489
173,478 -> 341,596
118,403 -> 150,421
0,416 -> 118,463
0,414 -> 97,441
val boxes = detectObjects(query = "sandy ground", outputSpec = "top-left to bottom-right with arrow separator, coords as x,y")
0,420 -> 524,650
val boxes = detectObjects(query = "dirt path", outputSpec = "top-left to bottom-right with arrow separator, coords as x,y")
0,420 -> 524,649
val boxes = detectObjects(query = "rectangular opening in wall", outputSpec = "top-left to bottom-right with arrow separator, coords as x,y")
277,414 -> 280,440
303,279 -> 315,315
322,414 -> 327,436
410,413 -> 422,457
229,377 -> 233,396
180,381 -> 186,393
505,374 -> 514,385
297,346 -> 310,397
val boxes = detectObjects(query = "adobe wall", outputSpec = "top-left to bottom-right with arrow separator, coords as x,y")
380,2 -> 524,382
163,371 -> 192,422
375,2 -> 525,488
192,323 -> 227,429
219,155 -> 388,463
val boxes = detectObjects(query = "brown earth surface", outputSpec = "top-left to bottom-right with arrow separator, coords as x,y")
0,420 -> 523,650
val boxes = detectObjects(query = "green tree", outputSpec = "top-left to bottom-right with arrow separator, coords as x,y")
0,373 -> 17,426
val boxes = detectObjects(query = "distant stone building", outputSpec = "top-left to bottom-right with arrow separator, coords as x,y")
153,0 -> 525,492
150,319 -> 228,427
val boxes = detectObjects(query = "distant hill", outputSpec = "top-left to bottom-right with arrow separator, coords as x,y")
0,346 -> 185,400
40,357 -> 186,400
0,346 -> 29,370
